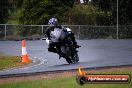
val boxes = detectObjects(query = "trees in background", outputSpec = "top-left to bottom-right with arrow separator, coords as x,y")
0,0 -> 23,24
0,0 -> 131,25
0,0 -> 9,23
9,0 -> 23,11
64,3 -> 112,25
64,4 -> 99,25
19,0 -> 74,25
92,0 -> 132,25
118,0 -> 132,25
0,0 -> 132,39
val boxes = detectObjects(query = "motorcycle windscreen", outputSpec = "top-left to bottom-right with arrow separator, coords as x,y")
50,28 -> 62,42
50,28 -> 67,42
59,30 -> 67,41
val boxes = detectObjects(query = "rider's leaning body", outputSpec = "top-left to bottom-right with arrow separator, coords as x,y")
45,18 -> 79,53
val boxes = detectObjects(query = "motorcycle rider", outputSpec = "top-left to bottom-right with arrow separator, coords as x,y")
45,17 -> 79,53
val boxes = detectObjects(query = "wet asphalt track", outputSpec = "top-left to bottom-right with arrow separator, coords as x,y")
0,39 -> 132,75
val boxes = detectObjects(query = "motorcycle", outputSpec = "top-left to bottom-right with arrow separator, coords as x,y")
46,28 -> 79,64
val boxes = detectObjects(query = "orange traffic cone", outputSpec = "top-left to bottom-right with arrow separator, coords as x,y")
22,40 -> 30,62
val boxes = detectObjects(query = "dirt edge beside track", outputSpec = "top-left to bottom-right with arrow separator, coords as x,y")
0,65 -> 132,85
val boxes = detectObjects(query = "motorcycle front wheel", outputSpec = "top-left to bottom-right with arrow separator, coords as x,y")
72,51 -> 79,63
60,46 -> 73,64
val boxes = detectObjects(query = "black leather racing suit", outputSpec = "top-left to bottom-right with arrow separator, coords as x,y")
45,25 -> 78,53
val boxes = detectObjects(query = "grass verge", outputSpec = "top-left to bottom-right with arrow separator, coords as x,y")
0,54 -> 32,70
0,67 -> 132,88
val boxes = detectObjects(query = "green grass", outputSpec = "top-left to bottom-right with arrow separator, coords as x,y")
0,69 -> 132,88
0,54 -> 31,70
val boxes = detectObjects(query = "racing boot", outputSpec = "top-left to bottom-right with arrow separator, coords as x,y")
73,41 -> 80,48
48,47 -> 57,53
75,44 -> 80,48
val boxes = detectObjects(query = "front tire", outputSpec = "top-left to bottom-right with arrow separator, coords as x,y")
61,46 -> 72,64
73,51 -> 79,63
65,57 -> 72,64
